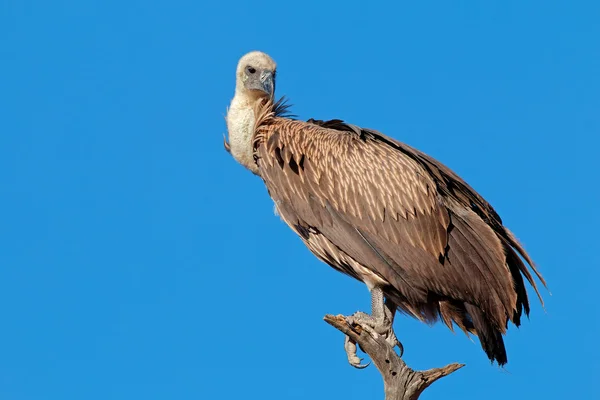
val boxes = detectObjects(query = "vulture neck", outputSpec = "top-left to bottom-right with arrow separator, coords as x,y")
226,91 -> 260,175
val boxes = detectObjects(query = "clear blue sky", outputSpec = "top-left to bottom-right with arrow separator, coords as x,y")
1,1 -> 598,399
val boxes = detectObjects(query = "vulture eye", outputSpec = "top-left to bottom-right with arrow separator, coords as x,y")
247,66 -> 256,74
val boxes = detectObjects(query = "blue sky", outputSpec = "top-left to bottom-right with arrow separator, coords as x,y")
1,1 -> 598,399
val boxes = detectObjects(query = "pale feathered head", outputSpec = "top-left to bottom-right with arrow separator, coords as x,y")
235,51 -> 277,98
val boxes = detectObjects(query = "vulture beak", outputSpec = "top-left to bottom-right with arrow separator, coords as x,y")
246,70 -> 275,97
260,70 -> 274,97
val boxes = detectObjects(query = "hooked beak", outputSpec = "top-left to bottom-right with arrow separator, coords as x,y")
260,70 -> 274,97
246,70 -> 274,97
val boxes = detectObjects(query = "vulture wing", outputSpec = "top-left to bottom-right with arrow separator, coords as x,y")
252,102 -> 545,364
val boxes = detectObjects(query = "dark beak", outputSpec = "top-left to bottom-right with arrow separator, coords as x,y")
259,70 -> 274,97
246,70 -> 274,97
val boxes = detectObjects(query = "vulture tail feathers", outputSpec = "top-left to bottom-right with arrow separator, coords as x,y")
504,229 -> 548,291
439,300 -> 476,335
498,235 -> 531,323
465,303 -> 508,366
497,233 -> 545,311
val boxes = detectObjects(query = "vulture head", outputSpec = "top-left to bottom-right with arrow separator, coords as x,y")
235,51 -> 277,99
225,51 -> 278,173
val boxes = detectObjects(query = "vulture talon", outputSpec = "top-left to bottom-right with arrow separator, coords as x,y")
386,332 -> 404,357
352,360 -> 371,369
397,339 -> 404,357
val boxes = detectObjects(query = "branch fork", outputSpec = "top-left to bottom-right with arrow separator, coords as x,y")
324,314 -> 464,400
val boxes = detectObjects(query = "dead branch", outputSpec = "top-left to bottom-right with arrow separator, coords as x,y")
324,314 -> 464,400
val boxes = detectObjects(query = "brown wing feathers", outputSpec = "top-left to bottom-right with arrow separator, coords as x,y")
252,99 -> 545,365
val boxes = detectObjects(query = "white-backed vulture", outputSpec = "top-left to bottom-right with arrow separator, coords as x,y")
224,51 -> 546,367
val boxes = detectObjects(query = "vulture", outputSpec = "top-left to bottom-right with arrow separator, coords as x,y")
224,51 -> 546,367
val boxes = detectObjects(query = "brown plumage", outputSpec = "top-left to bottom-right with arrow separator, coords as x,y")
248,98 -> 546,365
225,51 -> 546,366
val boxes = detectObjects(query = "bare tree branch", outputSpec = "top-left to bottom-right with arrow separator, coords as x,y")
324,314 -> 464,400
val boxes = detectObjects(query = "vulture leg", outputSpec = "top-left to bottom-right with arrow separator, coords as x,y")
384,297 -> 404,356
344,287 -> 402,368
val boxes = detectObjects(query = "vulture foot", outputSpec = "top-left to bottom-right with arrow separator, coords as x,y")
342,287 -> 404,368
344,334 -> 370,369
346,311 -> 403,352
